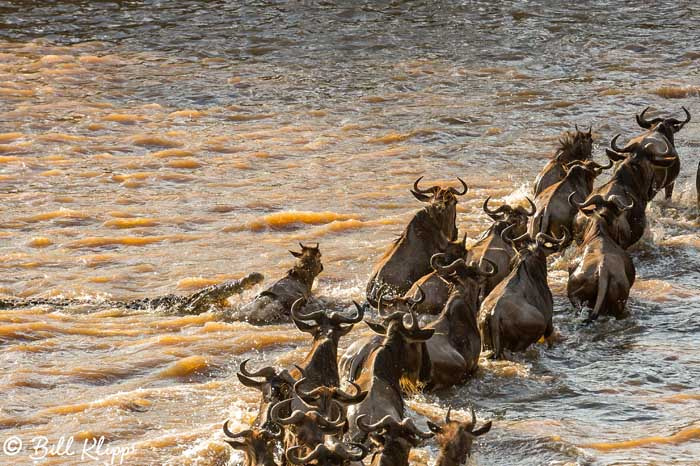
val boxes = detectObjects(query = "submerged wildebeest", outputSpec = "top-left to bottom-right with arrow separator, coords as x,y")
533,126 -> 593,197
366,177 -> 468,306
346,308 -> 434,442
572,137 -> 679,248
356,415 -> 434,466
530,159 -> 611,244
427,406 -> 492,466
403,234 -> 467,316
478,229 -> 568,359
567,194 -> 636,321
633,106 -> 691,200
425,255 -> 497,389
466,198 -> 535,297
222,419 -> 282,466
238,243 -> 323,323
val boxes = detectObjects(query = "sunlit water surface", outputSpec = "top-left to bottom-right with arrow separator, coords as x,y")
1,2 -> 699,465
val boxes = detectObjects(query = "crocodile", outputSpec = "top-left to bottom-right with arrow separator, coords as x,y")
0,272 -> 264,314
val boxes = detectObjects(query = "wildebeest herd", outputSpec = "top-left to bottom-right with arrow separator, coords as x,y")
222,107 -> 693,465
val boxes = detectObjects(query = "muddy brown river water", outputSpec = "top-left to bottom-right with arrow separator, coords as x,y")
1,2 -> 699,465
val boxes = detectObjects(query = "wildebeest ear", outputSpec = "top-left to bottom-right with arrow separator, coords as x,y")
289,250 -> 303,258
293,318 -> 318,334
366,320 -> 387,335
411,190 -> 433,202
472,421 -> 492,436
427,421 -> 443,434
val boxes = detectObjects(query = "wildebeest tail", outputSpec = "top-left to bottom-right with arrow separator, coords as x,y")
591,266 -> 608,321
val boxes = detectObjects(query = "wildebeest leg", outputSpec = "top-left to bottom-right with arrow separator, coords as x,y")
664,182 -> 674,201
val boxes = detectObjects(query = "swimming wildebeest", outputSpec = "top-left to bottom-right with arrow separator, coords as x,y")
568,194 -> 636,321
356,414 -> 434,466
478,230 -> 568,358
572,137 -> 678,248
366,177 -> 468,306
633,106 -> 690,200
427,406 -> 492,466
236,359 -> 296,429
530,159 -> 611,244
466,198 -> 535,297
533,126 -> 593,196
222,419 -> 282,466
238,243 -> 323,323
403,234 -> 467,316
346,307 -> 434,442
425,254 -> 497,389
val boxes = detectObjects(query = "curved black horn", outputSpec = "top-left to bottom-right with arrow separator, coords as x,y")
409,284 -> 425,306
290,298 -> 325,323
269,399 -> 305,425
523,197 -> 536,216
608,195 -> 634,212
222,421 -> 251,440
636,107 -> 662,129
610,134 -> 628,153
482,196 -> 509,218
286,444 -> 324,465
400,417 -> 435,439
433,256 -> 465,276
448,177 -> 469,196
333,381 -> 367,404
478,257 -> 498,277
445,407 -> 452,424
357,414 -> 396,433
470,404 -> 477,429
413,176 -> 439,194
239,359 -> 276,379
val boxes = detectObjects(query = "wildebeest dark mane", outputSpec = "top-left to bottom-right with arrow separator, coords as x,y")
555,129 -> 591,162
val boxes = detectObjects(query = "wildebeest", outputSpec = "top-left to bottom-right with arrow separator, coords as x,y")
403,234 -> 467,316
634,106 -> 690,200
533,126 -> 593,196
222,420 -> 282,466
573,137 -> 679,248
292,377 -> 367,423
236,359 -> 296,428
270,397 -> 346,452
481,196 -> 536,236
238,243 -> 323,324
288,299 -> 365,391
346,308 -> 434,442
286,441 -> 369,466
425,255 -> 497,389
478,230 -> 568,358
426,406 -> 492,466
339,289 -> 430,389
356,415 -> 434,466
366,177 -> 468,306
466,198 -> 535,297
530,159 -> 611,244
567,194 -> 636,320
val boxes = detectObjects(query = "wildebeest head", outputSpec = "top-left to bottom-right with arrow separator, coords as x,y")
427,406 -> 492,466
286,441 -> 369,466
569,193 -> 634,227
270,398 -> 346,448
555,126 -> 593,164
291,298 -> 365,342
431,254 -> 498,292
289,242 -> 324,277
411,176 -> 468,240
605,137 -> 679,198
293,377 -> 367,420
482,196 -> 536,230
357,414 -> 434,465
222,420 -> 282,466
636,106 -> 691,146
503,226 -> 569,260
237,359 -> 296,426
